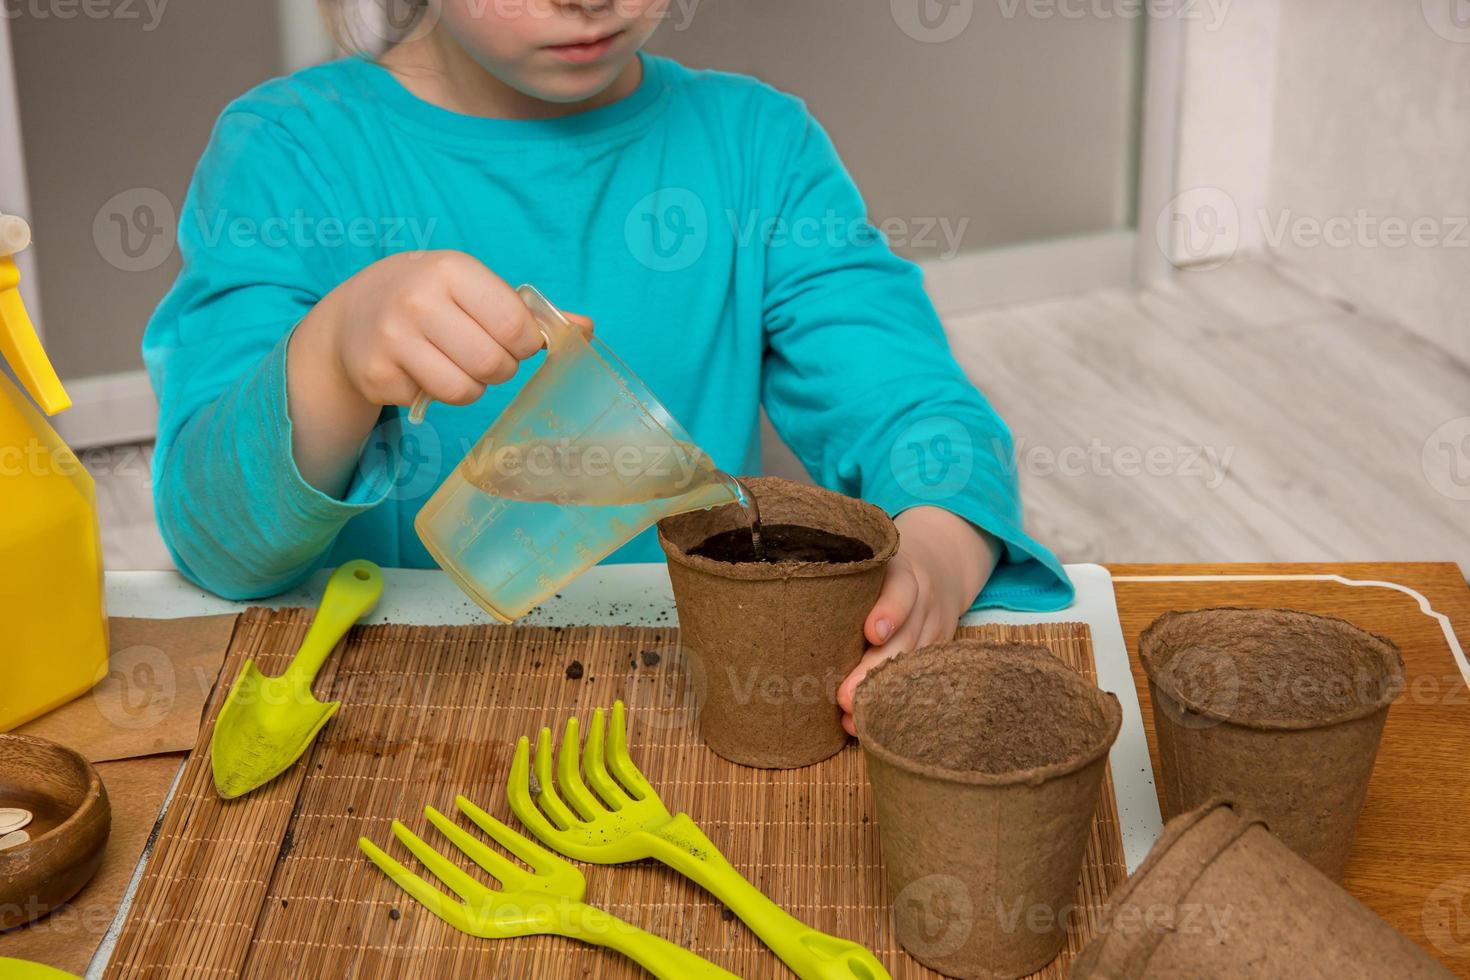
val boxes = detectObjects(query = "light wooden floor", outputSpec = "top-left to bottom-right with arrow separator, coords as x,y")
87,259 -> 1470,577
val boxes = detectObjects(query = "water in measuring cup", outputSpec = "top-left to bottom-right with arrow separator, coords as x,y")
416,438 -> 762,621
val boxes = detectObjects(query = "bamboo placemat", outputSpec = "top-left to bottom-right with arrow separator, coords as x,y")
104,612 -> 1126,979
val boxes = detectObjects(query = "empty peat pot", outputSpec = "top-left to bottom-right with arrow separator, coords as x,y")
1139,607 -> 1404,879
657,476 -> 898,769
0,733 -> 111,930
1072,800 -> 1452,979
853,641 -> 1122,979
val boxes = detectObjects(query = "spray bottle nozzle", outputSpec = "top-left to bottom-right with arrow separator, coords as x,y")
0,215 -> 70,416
0,214 -> 31,258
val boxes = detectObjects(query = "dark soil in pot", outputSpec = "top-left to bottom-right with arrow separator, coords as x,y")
657,477 -> 898,769
689,524 -> 874,564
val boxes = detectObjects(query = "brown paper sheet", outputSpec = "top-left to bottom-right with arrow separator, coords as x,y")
15,615 -> 239,763
0,613 -> 237,973
0,754 -> 183,974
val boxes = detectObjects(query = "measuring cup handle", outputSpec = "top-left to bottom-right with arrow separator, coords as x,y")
408,391 -> 433,425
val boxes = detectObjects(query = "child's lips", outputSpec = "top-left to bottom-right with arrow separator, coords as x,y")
545,30 -> 625,65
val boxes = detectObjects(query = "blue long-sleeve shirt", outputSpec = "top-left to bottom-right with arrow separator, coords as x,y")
144,53 -> 1073,611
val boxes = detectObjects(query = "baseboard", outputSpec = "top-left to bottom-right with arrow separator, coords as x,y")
51,370 -> 158,450
919,230 -> 1138,317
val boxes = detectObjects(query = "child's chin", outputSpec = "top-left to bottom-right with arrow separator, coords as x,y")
528,62 -> 628,106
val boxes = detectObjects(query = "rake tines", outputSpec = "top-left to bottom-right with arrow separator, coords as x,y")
358,795 -> 584,938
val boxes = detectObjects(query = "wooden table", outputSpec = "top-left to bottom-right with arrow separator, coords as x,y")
1108,562 -> 1470,976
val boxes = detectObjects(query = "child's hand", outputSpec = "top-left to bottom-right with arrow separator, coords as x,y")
307,250 -> 590,411
836,507 -> 1002,736
286,251 -> 591,494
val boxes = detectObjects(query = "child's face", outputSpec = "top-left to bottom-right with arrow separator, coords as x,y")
440,0 -> 669,105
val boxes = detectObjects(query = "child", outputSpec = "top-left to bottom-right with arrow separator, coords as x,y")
143,0 -> 1073,735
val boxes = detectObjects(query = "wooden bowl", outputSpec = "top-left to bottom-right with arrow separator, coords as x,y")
0,733 -> 111,930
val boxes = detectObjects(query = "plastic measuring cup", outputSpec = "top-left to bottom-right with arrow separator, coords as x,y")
414,285 -> 743,622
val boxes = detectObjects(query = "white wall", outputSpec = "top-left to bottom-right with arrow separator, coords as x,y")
1169,0 -> 1470,364
1267,0 -> 1470,364
277,0 -> 338,73
1167,1 -> 1281,267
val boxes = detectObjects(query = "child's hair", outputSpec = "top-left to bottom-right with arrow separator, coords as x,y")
318,0 -> 432,56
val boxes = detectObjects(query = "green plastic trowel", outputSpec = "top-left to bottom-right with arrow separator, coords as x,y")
210,560 -> 383,799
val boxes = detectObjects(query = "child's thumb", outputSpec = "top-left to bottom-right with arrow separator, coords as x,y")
563,312 -> 594,339
865,559 -> 918,647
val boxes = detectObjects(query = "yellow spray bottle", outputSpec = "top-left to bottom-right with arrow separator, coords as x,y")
0,214 -> 108,730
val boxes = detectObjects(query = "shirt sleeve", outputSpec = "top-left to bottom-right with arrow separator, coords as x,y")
142,109 -> 388,599
757,99 -> 1074,612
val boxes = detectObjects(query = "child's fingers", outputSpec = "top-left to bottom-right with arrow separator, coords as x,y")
926,609 -> 961,646
865,558 -> 919,646
842,602 -> 962,737
837,648 -> 889,730
449,258 -> 594,356
838,640 -> 914,738
445,259 -> 545,361
842,561 -> 922,726
397,338 -> 486,407
424,303 -> 522,386
563,312 -> 595,339
839,610 -> 924,718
